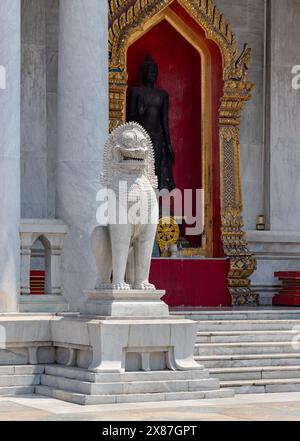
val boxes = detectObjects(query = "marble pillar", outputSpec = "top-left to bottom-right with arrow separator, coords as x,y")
0,0 -> 21,312
268,0 -> 300,231
46,0 -> 59,218
21,0 -> 48,218
56,0 -> 108,309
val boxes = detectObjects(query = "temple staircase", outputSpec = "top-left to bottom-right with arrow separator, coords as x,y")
0,363 -> 233,404
0,365 -> 43,396
4,309 -> 300,399
35,365 -> 232,405
173,308 -> 300,394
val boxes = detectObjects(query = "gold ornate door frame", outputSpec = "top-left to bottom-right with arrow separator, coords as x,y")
121,6 -> 213,258
108,0 -> 258,306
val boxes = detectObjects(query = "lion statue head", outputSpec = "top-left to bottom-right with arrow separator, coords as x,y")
101,122 -> 158,188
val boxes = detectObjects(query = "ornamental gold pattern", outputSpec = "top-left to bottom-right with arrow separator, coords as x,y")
221,207 -> 258,306
108,0 -> 258,305
219,42 -> 258,305
156,217 -> 180,253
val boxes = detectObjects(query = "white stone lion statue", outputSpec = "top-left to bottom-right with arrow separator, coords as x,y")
91,122 -> 159,290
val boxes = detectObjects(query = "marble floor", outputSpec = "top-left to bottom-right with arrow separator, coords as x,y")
1,393 -> 300,421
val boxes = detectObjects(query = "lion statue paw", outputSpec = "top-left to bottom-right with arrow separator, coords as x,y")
134,282 -> 156,291
111,282 -> 131,291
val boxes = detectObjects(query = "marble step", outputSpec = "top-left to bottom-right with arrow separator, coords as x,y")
196,330 -> 299,343
209,365 -> 300,381
0,374 -> 41,387
36,384 -> 233,405
197,319 -> 300,332
195,353 -> 300,368
41,373 -> 220,395
173,310 -> 300,321
44,365 -> 210,383
220,378 -> 300,394
0,386 -> 35,396
0,365 -> 44,375
194,341 -> 300,356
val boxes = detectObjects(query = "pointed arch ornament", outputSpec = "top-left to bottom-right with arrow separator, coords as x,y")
108,0 -> 258,306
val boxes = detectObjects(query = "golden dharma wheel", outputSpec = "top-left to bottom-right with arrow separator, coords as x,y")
156,217 -> 180,253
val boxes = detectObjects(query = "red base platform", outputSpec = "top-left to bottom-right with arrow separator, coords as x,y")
150,258 -> 231,307
273,272 -> 300,306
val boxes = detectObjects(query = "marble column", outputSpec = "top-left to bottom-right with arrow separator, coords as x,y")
46,0 -> 60,218
56,0 -> 108,309
268,0 -> 300,231
0,0 -> 21,312
21,0 -> 48,218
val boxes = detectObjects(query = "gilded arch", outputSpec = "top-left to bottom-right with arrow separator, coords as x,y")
108,0 -> 258,306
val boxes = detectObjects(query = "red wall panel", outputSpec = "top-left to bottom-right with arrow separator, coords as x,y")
150,259 -> 231,307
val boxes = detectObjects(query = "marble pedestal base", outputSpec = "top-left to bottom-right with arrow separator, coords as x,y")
85,316 -> 202,373
81,289 -> 169,317
75,289 -> 200,373
41,289 -> 232,403
0,290 -> 232,403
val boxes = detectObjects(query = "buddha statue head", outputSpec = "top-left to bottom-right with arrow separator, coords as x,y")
141,54 -> 158,86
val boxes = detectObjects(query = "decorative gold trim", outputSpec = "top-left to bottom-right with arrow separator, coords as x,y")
108,0 -> 258,306
109,0 -> 237,70
221,207 -> 258,305
180,248 -> 204,258
109,0 -> 237,130
219,43 -> 258,305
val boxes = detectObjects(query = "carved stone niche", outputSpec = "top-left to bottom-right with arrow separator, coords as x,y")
19,219 -> 69,313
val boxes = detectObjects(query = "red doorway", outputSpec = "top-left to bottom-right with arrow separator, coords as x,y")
126,3 -> 229,306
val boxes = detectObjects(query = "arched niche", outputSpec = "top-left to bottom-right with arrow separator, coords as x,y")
30,235 -> 51,295
108,0 -> 258,306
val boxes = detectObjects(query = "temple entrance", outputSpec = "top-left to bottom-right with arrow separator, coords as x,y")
124,7 -> 230,307
125,3 -> 224,258
109,0 -> 257,307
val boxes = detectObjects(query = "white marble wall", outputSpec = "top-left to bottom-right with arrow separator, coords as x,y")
269,0 -> 300,231
247,231 -> 300,305
215,0 -> 266,229
246,0 -> 300,304
215,0 -> 300,234
56,0 -> 108,309
0,0 -> 21,312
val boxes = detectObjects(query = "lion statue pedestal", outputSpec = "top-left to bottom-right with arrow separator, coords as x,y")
58,123 -> 233,400
80,287 -> 203,374
79,289 -> 203,374
31,124 -> 233,403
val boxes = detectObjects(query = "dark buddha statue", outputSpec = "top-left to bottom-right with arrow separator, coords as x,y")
128,54 -> 175,191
